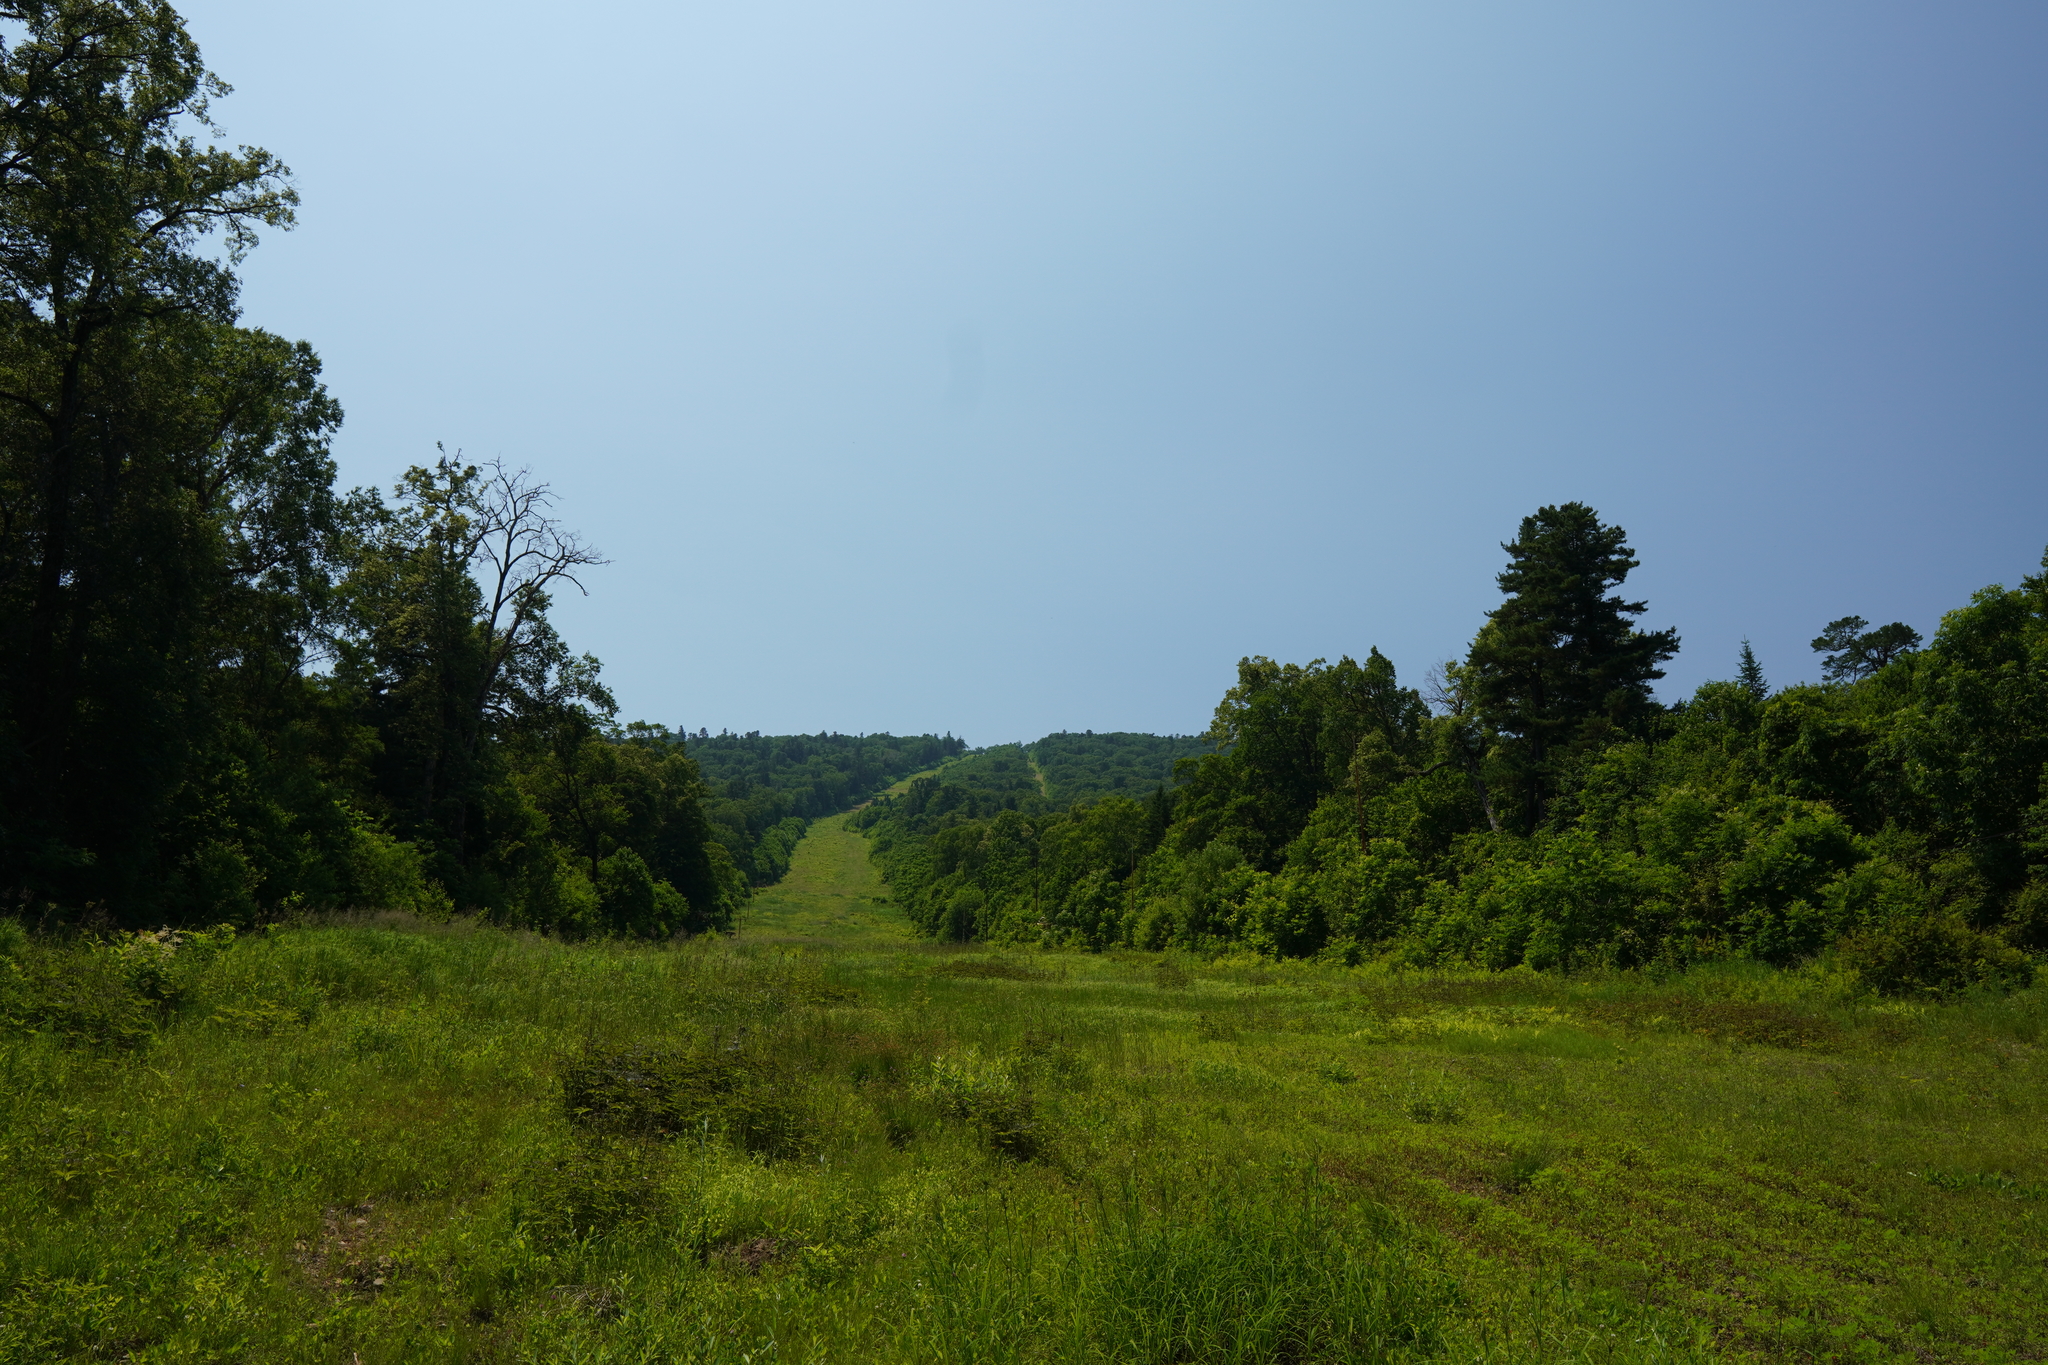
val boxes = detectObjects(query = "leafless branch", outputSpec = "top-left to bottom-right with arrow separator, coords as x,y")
463,458 -> 607,744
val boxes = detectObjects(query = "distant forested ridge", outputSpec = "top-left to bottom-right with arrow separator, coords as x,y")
1031,732 -> 1209,805
885,733 -> 1207,819
858,504 -> 2048,994
633,729 -> 963,885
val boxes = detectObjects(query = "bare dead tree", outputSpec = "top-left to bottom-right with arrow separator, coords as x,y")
454,455 -> 608,747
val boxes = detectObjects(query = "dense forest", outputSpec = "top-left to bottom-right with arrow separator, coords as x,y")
0,1 -> 954,941
653,729 -> 963,884
858,503 -> 2048,994
880,734 -> 1205,817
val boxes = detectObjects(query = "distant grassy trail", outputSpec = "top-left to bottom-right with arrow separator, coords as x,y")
737,813 -> 909,945
741,764 -> 954,942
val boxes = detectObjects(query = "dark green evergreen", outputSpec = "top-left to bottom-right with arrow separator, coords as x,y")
1462,503 -> 1680,830
1737,639 -> 1767,699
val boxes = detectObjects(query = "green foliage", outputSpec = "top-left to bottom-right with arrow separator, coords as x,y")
0,923 -> 236,1048
862,519 -> 2048,993
345,821 -> 450,918
1837,914 -> 2035,997
1812,615 -> 1924,682
0,6 -> 736,941
925,1047 -> 1041,1160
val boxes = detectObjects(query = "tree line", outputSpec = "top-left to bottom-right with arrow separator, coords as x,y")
856,503 -> 2046,993
0,2 -> 957,937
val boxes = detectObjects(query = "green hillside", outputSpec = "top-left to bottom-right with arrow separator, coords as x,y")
1028,732 -> 1212,805
656,729 -> 964,885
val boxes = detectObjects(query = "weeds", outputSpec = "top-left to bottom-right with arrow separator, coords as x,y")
1400,1081 -> 1468,1125
925,1048 -> 1042,1160
0,835 -> 2044,1363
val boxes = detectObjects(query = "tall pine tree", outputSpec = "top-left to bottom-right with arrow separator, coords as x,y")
1738,639 -> 1768,699
1463,503 -> 1679,829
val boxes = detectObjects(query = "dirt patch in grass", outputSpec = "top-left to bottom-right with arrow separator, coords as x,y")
714,1236 -> 785,1273
294,1201 -> 398,1297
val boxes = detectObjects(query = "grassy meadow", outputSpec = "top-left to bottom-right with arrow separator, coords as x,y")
2,813 -> 2045,1364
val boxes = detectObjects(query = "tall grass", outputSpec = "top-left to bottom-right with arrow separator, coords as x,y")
0,903 -> 2041,1362
907,1173 -> 1449,1364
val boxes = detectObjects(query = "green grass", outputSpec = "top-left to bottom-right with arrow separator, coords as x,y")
737,812 -> 911,946
2,821 -> 2045,1362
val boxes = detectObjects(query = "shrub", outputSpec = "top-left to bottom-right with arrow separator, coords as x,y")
347,826 -> 454,918
523,1136 -> 666,1242
2,943 -> 154,1049
925,1049 -> 1040,1160
943,886 -> 985,942
2003,877 -> 2048,951
562,1042 -> 742,1136
1839,914 -> 2035,997
933,958 -> 1046,981
597,848 -> 662,937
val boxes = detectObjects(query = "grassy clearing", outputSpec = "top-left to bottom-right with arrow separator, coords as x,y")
1,822 -> 2044,1363
738,813 -> 912,946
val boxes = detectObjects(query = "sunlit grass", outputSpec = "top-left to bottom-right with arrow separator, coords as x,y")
1,822 -> 2043,1361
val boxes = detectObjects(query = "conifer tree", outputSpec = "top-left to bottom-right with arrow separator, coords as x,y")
1463,503 -> 1678,829
1738,639 -> 1768,699
1811,616 -> 1922,681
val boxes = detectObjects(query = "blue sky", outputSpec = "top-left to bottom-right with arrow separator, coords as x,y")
187,1 -> 2048,743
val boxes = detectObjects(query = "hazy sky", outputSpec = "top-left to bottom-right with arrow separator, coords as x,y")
186,1 -> 2048,743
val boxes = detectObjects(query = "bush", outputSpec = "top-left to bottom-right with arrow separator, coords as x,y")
523,1136 -> 667,1242
2,941 -> 155,1049
181,841 -> 260,925
347,824 -> 451,917
925,1049 -> 1040,1160
2003,877 -> 2048,951
1838,914 -> 2036,997
943,886 -> 985,943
